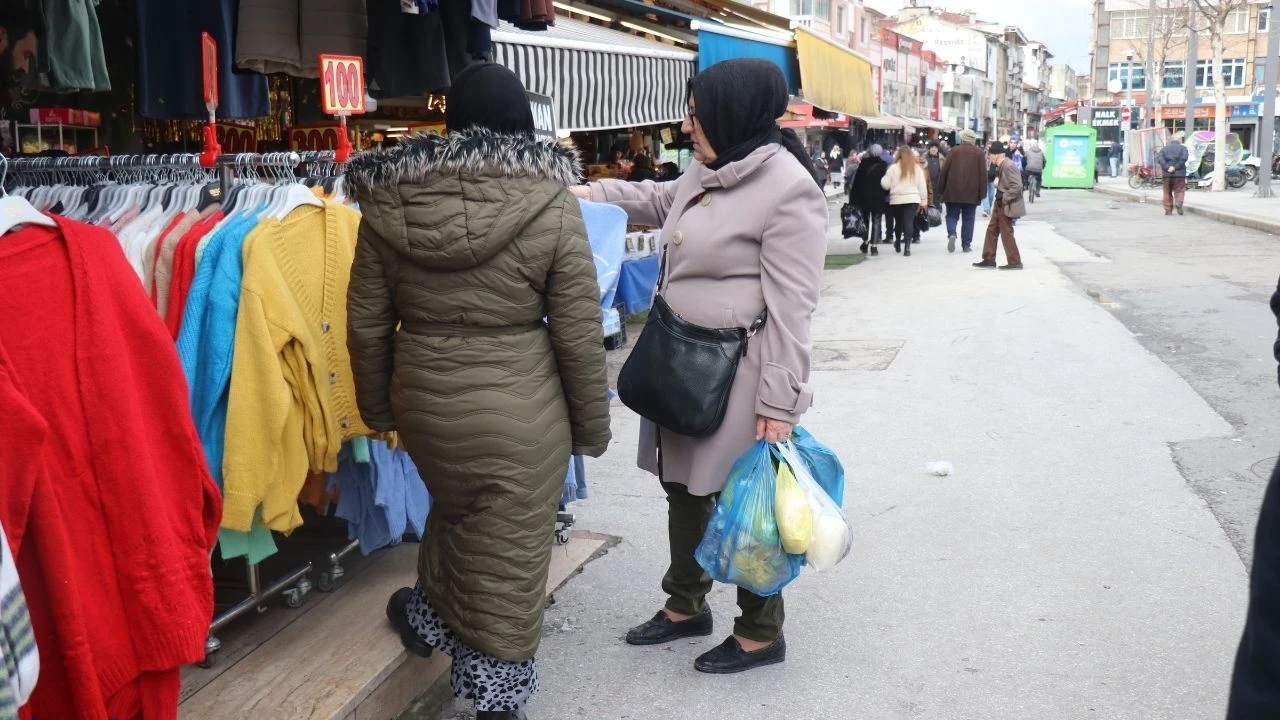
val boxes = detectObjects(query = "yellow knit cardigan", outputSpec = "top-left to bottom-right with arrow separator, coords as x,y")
222,201 -> 373,533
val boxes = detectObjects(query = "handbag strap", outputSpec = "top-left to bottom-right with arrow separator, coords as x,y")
654,195 -> 769,335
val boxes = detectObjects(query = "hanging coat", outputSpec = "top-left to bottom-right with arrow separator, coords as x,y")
345,130 -> 611,662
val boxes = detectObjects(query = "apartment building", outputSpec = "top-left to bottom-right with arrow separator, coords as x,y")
1089,0 -> 1270,146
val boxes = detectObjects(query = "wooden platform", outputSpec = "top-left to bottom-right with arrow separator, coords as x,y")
180,533 -> 613,720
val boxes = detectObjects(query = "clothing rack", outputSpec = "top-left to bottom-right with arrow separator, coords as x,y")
6,150 -> 364,667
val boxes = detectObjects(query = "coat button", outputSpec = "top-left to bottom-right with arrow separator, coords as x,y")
328,371 -> 338,384
339,417 -> 350,429
672,231 -> 683,245
321,321 -> 331,333
700,194 -> 712,207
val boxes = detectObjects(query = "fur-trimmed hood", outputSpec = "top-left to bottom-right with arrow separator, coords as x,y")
345,130 -> 581,199
347,130 -> 584,271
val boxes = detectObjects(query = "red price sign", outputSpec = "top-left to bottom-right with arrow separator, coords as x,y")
319,54 -> 366,116
201,32 -> 218,109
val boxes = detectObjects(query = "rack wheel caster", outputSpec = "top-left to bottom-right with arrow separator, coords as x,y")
317,567 -> 342,593
283,577 -> 313,609
555,528 -> 570,545
200,635 -> 222,668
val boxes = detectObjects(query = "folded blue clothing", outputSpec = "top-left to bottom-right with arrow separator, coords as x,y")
330,440 -> 430,555
561,454 -> 588,506
577,199 -> 627,310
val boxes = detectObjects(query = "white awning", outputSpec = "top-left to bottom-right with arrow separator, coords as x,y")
494,18 -> 697,133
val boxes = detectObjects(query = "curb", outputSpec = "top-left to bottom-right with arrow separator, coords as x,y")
1091,184 -> 1280,236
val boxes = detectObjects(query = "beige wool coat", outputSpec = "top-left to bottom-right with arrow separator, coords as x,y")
590,144 -> 827,496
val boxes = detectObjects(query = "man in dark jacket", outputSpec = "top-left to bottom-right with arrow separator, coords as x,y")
973,141 -> 1024,270
936,129 -> 987,253
1228,277 -> 1280,719
1023,141 -> 1045,198
925,143 -> 943,208
850,145 -> 889,255
1158,132 -> 1190,215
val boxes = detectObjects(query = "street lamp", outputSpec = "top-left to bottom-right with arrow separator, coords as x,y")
1124,47 -> 1136,175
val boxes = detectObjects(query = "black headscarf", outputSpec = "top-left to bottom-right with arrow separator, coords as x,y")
688,59 -> 821,186
446,62 -> 535,135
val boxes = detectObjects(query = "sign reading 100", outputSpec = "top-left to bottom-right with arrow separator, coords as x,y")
319,54 -> 367,116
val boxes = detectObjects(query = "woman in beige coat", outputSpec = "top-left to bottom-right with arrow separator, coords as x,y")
880,145 -> 929,255
572,58 -> 828,675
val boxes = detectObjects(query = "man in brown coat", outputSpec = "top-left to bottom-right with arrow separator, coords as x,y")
973,141 -> 1025,270
936,128 -> 987,253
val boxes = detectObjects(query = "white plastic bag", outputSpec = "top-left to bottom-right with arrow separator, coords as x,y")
776,441 -> 852,571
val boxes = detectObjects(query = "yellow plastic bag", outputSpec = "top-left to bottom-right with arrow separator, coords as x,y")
774,460 -> 813,554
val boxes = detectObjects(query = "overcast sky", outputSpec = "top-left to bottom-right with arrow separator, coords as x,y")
865,0 -> 1096,73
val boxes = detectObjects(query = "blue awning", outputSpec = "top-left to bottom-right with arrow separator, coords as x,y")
696,27 -> 798,93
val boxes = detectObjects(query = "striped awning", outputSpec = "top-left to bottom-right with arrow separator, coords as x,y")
493,18 -> 697,133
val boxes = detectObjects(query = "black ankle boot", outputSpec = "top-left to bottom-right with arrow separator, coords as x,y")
386,587 -> 433,658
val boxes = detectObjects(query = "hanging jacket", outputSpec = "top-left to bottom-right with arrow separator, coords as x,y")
222,201 -> 375,535
0,218 -> 221,720
345,130 -> 611,662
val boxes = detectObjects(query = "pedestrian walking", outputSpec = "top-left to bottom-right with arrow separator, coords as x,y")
937,128 -> 987,253
850,144 -> 889,255
828,146 -> 844,191
880,145 -> 928,256
576,57 -> 827,676
1023,140 -> 1045,199
924,142 -> 943,208
973,141 -> 1024,270
1158,131 -> 1189,216
1109,141 -> 1123,178
347,62 -> 613,720
1227,274 -> 1280,720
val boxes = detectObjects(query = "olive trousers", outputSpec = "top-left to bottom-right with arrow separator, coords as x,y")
660,481 -> 785,642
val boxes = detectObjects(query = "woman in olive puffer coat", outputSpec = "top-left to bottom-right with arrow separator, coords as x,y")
345,63 -> 611,720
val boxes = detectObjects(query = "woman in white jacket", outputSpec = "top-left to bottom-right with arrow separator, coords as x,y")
880,146 -> 928,256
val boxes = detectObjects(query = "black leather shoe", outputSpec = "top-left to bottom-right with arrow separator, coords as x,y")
998,263 -> 1024,270
477,710 -> 527,720
625,608 -> 713,646
973,260 -> 997,268
386,587 -> 434,658
694,635 -> 786,674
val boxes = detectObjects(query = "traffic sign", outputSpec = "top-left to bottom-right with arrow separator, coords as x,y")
319,54 -> 366,116
1120,106 -> 1132,123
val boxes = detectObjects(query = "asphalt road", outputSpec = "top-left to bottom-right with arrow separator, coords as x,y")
1036,188 -> 1280,564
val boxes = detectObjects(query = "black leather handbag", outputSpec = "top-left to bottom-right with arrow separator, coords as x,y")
617,252 -> 767,437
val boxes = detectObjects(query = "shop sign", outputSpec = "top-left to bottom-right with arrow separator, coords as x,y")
319,55 -> 367,115
1090,107 -> 1121,144
528,92 -> 556,141
201,32 -> 218,109
1231,103 -> 1261,118
289,123 -> 344,151
216,123 -> 257,153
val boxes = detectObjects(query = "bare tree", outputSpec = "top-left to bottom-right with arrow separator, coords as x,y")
1191,0 -> 1250,190
1136,1 -> 1190,128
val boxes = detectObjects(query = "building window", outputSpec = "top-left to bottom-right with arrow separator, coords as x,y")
836,6 -> 846,34
1108,62 -> 1147,90
1162,60 -> 1184,89
789,0 -> 831,18
1226,7 -> 1249,33
1196,58 -> 1246,87
1110,10 -> 1149,39
1261,7 -> 1270,32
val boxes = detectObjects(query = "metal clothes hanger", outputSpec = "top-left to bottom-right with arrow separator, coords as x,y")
0,154 -> 57,234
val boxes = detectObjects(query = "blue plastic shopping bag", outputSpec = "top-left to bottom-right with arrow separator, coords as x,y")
695,440 -> 804,596
790,426 -> 845,507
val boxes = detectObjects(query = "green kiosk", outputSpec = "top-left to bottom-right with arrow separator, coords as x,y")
1043,124 -> 1097,189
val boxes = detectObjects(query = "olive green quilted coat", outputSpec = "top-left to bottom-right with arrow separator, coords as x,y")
345,130 -> 611,662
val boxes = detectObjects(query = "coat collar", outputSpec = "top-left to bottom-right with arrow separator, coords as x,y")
694,144 -> 782,191
345,129 -> 581,199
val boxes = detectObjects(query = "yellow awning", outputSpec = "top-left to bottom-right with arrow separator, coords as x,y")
793,26 -> 876,117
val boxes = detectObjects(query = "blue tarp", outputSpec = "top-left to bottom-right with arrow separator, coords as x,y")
697,29 -> 799,94
616,255 -> 661,315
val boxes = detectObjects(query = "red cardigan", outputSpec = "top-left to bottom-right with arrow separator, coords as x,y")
0,217 -> 222,720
